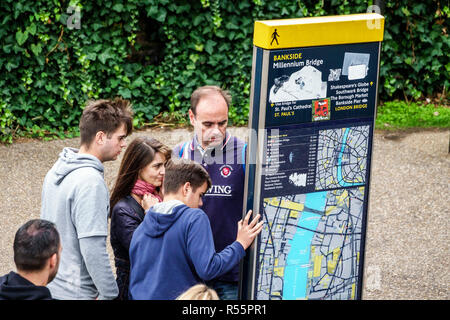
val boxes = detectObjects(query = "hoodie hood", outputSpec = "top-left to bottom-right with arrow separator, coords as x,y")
0,272 -> 52,300
53,147 -> 104,185
144,200 -> 187,237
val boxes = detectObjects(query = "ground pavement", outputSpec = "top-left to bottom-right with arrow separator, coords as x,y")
0,127 -> 448,299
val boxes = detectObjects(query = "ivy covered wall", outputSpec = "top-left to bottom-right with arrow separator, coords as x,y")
0,0 -> 448,143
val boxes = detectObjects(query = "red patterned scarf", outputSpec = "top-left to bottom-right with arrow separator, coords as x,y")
131,179 -> 163,202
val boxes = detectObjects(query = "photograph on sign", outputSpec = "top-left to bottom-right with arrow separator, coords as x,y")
269,65 -> 328,103
342,52 -> 371,79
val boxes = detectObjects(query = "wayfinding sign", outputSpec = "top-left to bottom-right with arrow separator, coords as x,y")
240,13 -> 384,300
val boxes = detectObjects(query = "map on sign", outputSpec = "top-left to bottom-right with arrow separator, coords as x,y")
255,123 -> 370,300
315,125 -> 369,190
256,187 -> 364,300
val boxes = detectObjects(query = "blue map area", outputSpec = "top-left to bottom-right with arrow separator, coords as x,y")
257,187 -> 364,300
283,191 -> 326,299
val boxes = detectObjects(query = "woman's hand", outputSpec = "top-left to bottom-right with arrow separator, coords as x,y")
141,193 -> 160,211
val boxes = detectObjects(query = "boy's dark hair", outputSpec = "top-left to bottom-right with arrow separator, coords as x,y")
190,85 -> 231,116
13,219 -> 60,271
79,98 -> 133,147
163,159 -> 212,195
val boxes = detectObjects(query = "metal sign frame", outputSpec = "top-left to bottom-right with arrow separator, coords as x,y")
239,13 -> 384,300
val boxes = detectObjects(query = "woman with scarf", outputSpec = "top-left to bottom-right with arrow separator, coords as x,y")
109,137 -> 171,300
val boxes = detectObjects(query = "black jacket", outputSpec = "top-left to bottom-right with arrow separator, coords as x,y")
110,195 -> 145,269
0,271 -> 52,300
110,195 -> 145,300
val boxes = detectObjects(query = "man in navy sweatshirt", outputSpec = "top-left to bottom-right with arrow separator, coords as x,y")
128,159 -> 262,300
172,85 -> 247,299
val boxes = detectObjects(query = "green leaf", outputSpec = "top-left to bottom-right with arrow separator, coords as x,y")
15,30 -> 28,46
27,23 -> 36,35
194,43 -> 204,52
118,88 -> 131,99
30,43 -> 42,56
131,76 -> 146,88
156,7 -> 167,22
98,49 -> 112,64
3,44 -> 12,54
112,3 -> 124,12
225,21 -> 239,30
5,61 -> 19,71
193,15 -> 203,26
401,7 -> 410,16
147,5 -> 158,17
205,40 -> 216,54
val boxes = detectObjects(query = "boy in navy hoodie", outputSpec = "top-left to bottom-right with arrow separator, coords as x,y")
173,86 -> 247,299
128,159 -> 263,300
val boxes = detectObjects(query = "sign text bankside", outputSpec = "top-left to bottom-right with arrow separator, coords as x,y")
239,13 -> 385,300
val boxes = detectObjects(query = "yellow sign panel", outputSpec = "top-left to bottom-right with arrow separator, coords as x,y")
254,13 -> 384,49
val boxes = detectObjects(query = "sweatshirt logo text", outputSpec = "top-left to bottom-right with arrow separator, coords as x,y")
205,185 -> 232,197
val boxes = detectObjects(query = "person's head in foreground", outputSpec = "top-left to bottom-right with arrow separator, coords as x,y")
14,219 -> 62,286
176,284 -> 219,300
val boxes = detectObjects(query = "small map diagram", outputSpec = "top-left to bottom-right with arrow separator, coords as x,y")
256,187 -> 364,300
315,126 -> 369,190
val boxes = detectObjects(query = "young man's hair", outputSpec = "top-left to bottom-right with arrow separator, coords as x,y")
13,219 -> 60,271
163,159 -> 212,195
190,85 -> 231,116
79,97 -> 133,147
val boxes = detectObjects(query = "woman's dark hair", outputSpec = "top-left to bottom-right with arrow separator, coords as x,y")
110,137 -> 171,215
13,219 -> 60,271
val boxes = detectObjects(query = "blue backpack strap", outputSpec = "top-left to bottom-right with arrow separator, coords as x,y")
242,143 -> 247,173
179,142 -> 188,159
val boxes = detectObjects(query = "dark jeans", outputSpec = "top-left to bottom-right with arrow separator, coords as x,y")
115,263 -> 130,300
211,281 -> 238,300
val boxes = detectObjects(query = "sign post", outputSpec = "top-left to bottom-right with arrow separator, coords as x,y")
240,13 -> 384,300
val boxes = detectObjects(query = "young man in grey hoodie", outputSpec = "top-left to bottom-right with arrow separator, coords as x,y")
40,98 -> 133,300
